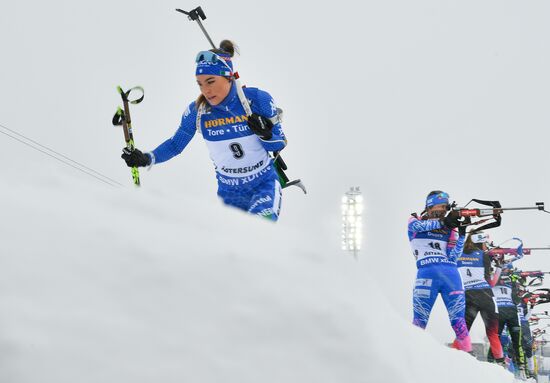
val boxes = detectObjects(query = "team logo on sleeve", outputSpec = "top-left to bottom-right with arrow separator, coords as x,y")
183,105 -> 191,117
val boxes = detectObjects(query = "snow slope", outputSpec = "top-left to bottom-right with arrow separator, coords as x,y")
2,0 -> 550,381
0,161 -> 514,383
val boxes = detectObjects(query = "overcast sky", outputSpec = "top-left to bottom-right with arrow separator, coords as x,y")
2,0 -> 550,344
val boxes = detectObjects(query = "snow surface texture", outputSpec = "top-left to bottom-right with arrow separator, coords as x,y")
0,165 -> 515,383
1,0 -> 550,382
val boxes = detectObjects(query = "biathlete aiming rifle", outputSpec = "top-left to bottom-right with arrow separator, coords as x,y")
514,271 -> 550,287
521,288 -> 550,307
532,325 -> 550,339
487,239 -> 550,269
112,86 -> 145,186
175,6 -> 306,194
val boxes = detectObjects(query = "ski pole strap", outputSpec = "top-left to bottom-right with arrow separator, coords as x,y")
112,107 -> 131,143
112,107 -> 125,126
117,86 -> 144,104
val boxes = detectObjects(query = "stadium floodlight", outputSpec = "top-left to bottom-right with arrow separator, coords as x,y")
342,187 -> 363,258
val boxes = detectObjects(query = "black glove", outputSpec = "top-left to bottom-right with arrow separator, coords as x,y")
458,224 -> 467,236
121,148 -> 151,167
247,113 -> 273,140
441,212 -> 460,229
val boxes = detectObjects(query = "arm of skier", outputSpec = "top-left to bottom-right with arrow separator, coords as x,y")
149,103 -> 197,165
407,216 -> 443,233
485,252 -> 502,287
247,88 -> 287,152
502,248 -> 524,264
447,229 -> 466,261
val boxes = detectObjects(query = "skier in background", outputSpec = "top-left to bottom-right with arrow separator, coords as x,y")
516,276 -> 536,378
490,267 -> 527,378
455,231 -> 504,363
408,190 -> 471,352
121,40 -> 287,221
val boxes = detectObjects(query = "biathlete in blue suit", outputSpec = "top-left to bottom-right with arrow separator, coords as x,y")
408,191 -> 471,352
121,40 -> 287,221
455,232 -> 503,361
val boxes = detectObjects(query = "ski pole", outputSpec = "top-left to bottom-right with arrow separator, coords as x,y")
112,86 -> 144,186
176,6 -> 306,194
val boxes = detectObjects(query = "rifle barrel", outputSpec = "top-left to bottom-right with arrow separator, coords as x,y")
500,206 -> 543,211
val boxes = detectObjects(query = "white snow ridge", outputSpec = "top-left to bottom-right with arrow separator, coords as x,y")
0,165 -> 514,383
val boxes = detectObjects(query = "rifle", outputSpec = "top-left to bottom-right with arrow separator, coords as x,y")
532,311 -> 550,318
532,328 -> 547,339
448,200 -> 547,232
521,288 -> 550,306
489,247 -> 550,256
529,315 -> 542,325
515,271 -> 550,279
515,271 -> 548,287
453,200 -> 545,218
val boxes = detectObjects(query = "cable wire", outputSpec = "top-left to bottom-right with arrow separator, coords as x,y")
0,123 -> 124,188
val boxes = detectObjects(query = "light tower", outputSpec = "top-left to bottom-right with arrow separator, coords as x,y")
341,187 -> 363,258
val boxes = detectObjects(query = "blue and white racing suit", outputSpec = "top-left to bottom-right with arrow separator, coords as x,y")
408,215 -> 471,351
149,83 -> 286,220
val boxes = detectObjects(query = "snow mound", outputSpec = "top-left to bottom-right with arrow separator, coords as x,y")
0,165 -> 514,383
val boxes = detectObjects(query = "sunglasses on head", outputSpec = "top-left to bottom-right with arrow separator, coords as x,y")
195,51 -> 231,64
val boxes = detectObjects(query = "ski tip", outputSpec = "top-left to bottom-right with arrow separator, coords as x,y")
285,179 -> 307,194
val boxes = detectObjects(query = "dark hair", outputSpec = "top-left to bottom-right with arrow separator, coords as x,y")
196,40 -> 238,108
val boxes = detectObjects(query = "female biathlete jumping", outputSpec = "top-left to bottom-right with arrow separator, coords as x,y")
121,40 -> 287,221
408,191 -> 471,352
